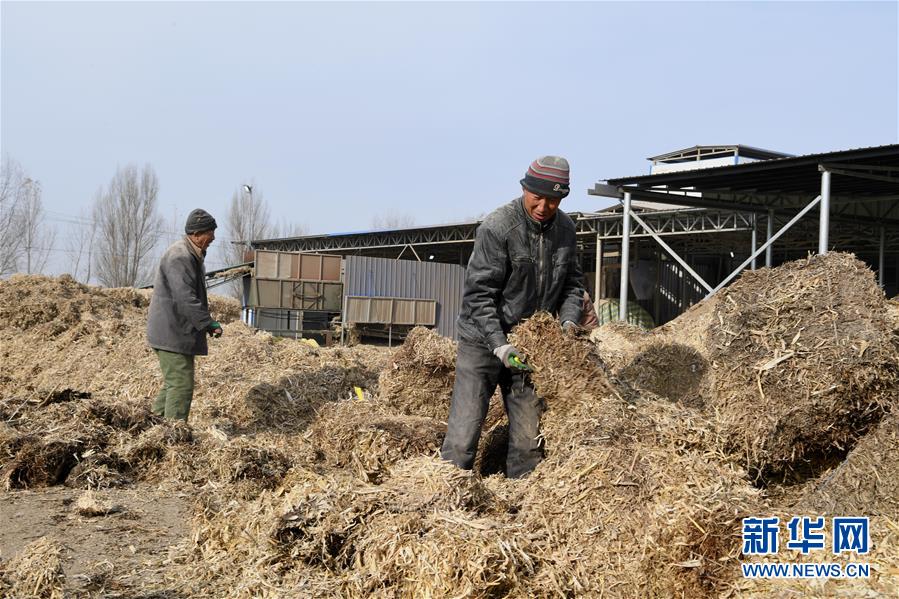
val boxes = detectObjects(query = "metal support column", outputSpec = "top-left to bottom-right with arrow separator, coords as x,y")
819,169 -> 831,254
751,214 -> 758,270
710,195 -> 822,296
627,209 -> 712,293
879,227 -> 886,288
594,234 -> 603,303
619,192 -> 632,321
766,209 -> 774,268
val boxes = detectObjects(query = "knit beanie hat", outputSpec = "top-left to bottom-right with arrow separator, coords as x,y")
185,208 -> 217,234
520,156 -> 570,199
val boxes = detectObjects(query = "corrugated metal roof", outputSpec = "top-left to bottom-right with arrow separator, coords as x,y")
609,144 -> 899,186
648,144 -> 792,162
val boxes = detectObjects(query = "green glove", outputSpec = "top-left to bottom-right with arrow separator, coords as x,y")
208,321 -> 223,338
493,344 -> 531,371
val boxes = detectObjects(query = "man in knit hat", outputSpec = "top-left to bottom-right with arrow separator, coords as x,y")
441,156 -> 585,478
146,208 -> 223,421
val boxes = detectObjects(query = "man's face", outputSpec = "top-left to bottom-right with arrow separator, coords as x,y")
522,188 -> 562,223
191,229 -> 216,251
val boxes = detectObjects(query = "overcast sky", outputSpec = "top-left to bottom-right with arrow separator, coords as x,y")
2,1 -> 897,272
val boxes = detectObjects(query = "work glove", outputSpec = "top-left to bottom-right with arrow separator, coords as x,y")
561,320 -> 579,336
493,344 -> 530,371
208,321 -> 223,338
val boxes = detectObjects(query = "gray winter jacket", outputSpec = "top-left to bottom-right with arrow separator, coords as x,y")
457,197 -> 584,350
147,237 -> 213,355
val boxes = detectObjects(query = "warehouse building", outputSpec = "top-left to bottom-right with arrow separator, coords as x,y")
242,144 -> 898,341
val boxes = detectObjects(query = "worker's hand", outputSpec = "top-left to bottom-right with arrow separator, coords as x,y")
493,344 -> 529,370
561,320 -> 579,336
208,321 -> 223,338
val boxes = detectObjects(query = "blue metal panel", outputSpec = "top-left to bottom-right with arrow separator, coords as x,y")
343,256 -> 465,339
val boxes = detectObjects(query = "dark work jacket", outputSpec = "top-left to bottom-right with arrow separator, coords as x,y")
457,197 -> 585,350
147,237 -> 213,355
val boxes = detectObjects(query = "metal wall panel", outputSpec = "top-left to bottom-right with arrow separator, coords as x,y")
343,256 -> 465,339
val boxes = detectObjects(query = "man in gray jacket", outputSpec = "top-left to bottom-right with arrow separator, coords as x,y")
441,156 -> 584,478
146,209 -> 223,421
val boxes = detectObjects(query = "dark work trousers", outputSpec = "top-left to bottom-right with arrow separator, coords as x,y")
441,340 -> 545,478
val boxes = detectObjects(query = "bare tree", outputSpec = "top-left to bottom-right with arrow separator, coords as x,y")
371,212 -> 416,230
271,220 -> 309,238
223,183 -> 272,267
92,164 -> 164,287
220,184 -> 275,298
0,156 -> 27,276
19,177 -> 55,274
66,205 -> 97,283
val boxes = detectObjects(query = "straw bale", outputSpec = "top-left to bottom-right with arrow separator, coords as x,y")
305,399 -> 444,482
377,326 -> 456,420
4,536 -> 65,599
799,411 -> 899,517
74,489 -> 124,516
706,253 -> 898,481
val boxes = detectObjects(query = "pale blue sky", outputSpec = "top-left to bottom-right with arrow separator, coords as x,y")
2,1 -> 897,272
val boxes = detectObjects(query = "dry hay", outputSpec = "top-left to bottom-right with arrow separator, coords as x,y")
0,395 -> 164,490
195,433 -> 296,499
0,274 -> 240,416
192,324 -> 387,432
74,490 -> 124,516
170,457 -> 507,597
618,341 -> 709,408
1,435 -> 80,490
2,537 -> 65,599
799,410 -> 899,517
589,319 -> 651,370
344,510 -> 535,598
377,326 -> 456,420
509,311 -> 631,448
498,396 -> 759,598
304,398 -> 444,482
706,252 -> 898,482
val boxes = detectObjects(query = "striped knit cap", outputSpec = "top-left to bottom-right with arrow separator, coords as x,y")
520,155 -> 570,199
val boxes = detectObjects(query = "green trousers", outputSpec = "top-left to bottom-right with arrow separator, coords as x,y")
152,349 -> 195,421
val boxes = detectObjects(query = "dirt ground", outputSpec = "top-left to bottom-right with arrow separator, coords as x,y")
0,483 -> 192,597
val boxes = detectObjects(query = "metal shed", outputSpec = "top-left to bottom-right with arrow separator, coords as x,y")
343,255 -> 465,339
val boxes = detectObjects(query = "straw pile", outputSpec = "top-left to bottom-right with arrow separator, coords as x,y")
1,537 -> 66,599
304,398 -> 444,482
706,253 -> 898,481
506,313 -> 760,596
74,490 -> 124,516
377,326 -> 456,420
3,257 -> 898,597
799,411 -> 899,517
